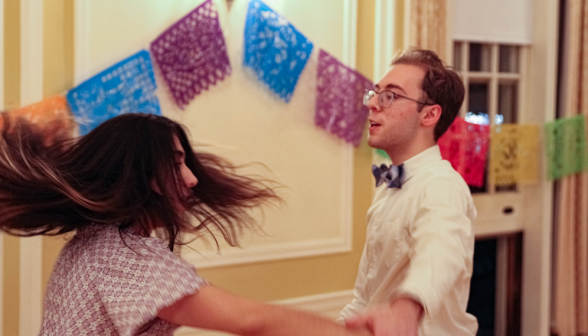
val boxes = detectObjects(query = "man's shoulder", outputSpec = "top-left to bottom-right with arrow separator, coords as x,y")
415,159 -> 469,188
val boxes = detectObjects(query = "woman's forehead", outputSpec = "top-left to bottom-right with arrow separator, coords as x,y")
172,135 -> 184,151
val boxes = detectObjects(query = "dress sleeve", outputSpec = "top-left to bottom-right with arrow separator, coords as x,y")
97,236 -> 208,336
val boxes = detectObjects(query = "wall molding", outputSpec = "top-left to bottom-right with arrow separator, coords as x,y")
0,0 -> 3,107
181,0 -> 356,268
0,0 -> 4,331
19,0 -> 44,335
373,0 -> 397,80
175,290 -> 354,336
342,0 -> 357,67
184,235 -> 352,269
73,0 -> 91,85
0,233 -> 3,336
74,0 -> 356,268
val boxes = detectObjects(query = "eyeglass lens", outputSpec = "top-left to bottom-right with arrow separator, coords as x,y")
363,90 -> 394,108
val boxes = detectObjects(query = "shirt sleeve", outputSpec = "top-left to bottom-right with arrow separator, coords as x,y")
339,243 -> 370,322
392,175 -> 475,317
97,237 -> 208,336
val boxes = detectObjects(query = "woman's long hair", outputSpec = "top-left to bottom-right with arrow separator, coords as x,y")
0,113 -> 281,250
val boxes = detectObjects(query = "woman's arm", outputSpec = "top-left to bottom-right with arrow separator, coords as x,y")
158,285 -> 373,336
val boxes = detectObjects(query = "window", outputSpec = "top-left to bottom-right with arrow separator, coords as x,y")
455,41 -> 526,336
453,42 -> 525,193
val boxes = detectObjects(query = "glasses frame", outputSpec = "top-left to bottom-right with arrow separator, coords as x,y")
363,89 -> 433,108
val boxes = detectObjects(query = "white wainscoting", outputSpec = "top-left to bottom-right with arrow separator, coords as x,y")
174,290 -> 354,336
19,0 -> 44,335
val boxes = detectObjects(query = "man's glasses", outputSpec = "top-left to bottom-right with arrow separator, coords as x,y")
363,89 -> 433,108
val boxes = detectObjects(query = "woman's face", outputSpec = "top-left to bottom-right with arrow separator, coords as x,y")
173,135 -> 198,190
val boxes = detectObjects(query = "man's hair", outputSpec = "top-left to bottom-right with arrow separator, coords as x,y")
391,48 -> 465,141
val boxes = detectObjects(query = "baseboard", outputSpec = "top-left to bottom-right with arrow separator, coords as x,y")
174,289 -> 354,336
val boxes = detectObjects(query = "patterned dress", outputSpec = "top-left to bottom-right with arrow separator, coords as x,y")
39,225 -> 208,336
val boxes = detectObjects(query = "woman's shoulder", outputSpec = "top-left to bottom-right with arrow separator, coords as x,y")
69,224 -> 181,266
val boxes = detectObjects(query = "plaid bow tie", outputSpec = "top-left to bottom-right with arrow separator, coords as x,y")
372,163 -> 404,188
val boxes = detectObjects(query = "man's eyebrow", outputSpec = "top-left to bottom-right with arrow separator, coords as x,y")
380,83 -> 406,94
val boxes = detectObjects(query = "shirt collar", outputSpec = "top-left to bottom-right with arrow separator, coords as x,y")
392,145 -> 443,184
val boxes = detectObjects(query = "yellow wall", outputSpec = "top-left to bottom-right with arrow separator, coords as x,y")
2,1 -> 376,335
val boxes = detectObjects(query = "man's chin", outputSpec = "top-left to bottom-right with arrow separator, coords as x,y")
367,138 -> 383,150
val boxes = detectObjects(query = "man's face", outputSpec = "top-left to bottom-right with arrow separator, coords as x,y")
366,64 -> 426,154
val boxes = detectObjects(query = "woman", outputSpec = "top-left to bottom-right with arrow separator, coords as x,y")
0,113 -> 371,336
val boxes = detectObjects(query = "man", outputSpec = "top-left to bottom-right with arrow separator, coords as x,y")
340,48 -> 478,336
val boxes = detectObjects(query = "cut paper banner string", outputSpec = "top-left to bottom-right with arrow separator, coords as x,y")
1,96 -> 75,146
315,49 -> 372,146
545,114 -> 588,180
438,117 -> 490,187
151,0 -> 231,109
376,149 -> 390,159
67,50 -> 161,135
243,0 -> 314,102
489,124 -> 539,186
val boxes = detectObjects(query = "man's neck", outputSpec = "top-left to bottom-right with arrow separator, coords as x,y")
386,139 -> 436,165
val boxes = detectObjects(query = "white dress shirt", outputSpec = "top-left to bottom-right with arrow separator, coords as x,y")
340,145 -> 478,336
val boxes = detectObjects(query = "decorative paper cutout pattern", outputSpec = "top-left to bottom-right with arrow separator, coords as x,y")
66,50 -> 161,135
315,50 -> 372,146
438,117 -> 490,187
243,0 -> 314,102
490,124 -> 540,186
545,115 -> 588,180
1,96 -> 75,146
151,0 -> 231,109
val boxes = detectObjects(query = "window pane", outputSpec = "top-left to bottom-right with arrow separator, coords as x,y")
468,82 -> 489,115
469,43 -> 491,72
454,42 -> 463,70
499,45 -> 520,73
467,82 -> 489,193
498,82 -> 518,124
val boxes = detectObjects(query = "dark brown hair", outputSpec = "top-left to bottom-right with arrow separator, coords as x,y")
0,113 -> 281,250
392,47 -> 465,141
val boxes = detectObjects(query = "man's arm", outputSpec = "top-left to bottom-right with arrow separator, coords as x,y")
158,284 -> 374,336
339,242 -> 371,322
345,297 -> 423,336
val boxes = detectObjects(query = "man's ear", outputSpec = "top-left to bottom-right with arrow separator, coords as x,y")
420,104 -> 442,127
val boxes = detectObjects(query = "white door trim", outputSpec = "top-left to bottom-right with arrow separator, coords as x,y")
0,0 -> 5,332
19,0 -> 44,334
373,0 -> 397,79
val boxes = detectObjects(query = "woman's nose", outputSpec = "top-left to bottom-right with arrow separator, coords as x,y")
183,167 -> 198,188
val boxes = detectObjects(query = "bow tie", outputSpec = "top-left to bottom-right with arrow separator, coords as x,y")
372,163 -> 404,188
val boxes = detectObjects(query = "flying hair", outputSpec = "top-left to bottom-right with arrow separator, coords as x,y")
0,113 -> 282,251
